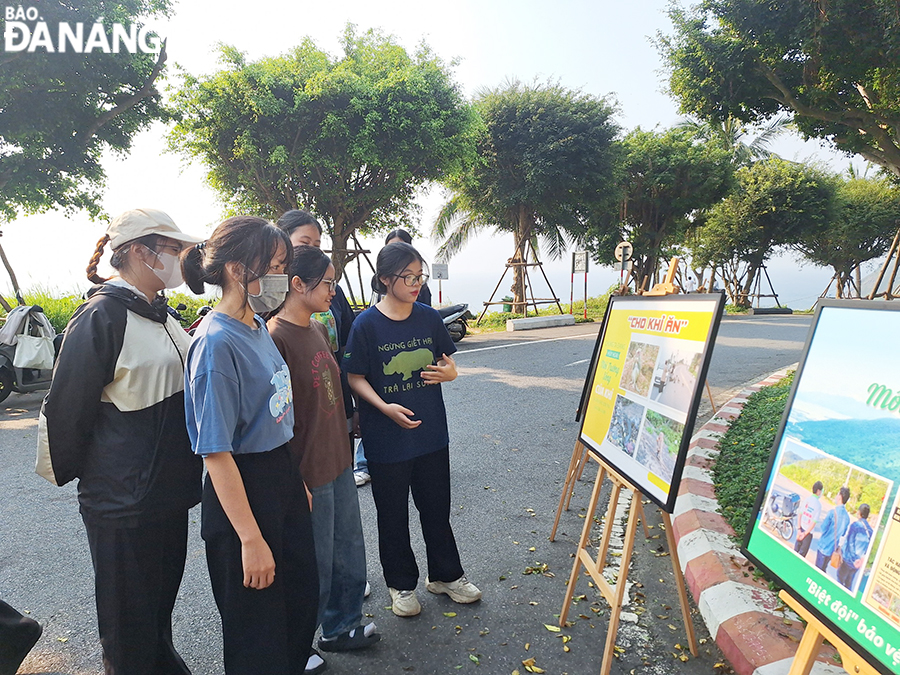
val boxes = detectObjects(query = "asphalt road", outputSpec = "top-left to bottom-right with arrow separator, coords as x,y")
0,313 -> 812,675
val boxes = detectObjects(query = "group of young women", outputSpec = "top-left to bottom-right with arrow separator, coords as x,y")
36,208 -> 481,675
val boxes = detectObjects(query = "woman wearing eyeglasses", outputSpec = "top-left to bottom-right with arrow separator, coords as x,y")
268,246 -> 379,673
344,242 -> 481,618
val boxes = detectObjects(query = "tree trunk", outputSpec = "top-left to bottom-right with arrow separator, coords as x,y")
510,209 -> 533,314
0,241 -> 22,307
739,263 -> 760,308
328,217 -> 352,283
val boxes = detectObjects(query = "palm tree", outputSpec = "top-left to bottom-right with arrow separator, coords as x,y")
675,115 -> 790,167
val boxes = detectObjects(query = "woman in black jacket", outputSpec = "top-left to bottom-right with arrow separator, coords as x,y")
37,209 -> 204,675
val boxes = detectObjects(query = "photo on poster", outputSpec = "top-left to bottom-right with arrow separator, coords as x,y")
648,342 -> 703,414
606,394 -> 645,458
634,410 -> 684,486
759,438 -> 891,596
619,340 -> 659,398
863,492 -> 900,629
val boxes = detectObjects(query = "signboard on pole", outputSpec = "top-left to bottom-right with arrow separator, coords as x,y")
573,251 -> 589,274
743,300 -> 900,675
432,263 -> 449,280
577,293 -> 724,511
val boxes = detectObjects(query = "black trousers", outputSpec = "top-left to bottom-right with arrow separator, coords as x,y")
368,446 -> 464,590
82,511 -> 191,675
201,446 -> 318,675
0,599 -> 42,675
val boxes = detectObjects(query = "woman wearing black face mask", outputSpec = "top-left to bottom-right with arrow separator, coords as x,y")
37,208 -> 204,675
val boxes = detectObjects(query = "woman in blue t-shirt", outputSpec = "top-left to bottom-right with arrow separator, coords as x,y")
344,242 -> 481,618
181,217 -> 319,674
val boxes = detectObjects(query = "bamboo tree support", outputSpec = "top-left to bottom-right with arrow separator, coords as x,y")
327,234 -> 374,310
476,240 -> 564,324
868,227 -> 900,300
778,590 -> 879,675
559,458 -> 697,675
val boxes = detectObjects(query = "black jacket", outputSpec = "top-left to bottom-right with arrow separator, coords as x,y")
37,284 -> 201,523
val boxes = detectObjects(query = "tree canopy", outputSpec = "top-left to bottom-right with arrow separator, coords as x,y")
659,0 -> 900,176
169,26 -> 477,277
431,80 -> 620,310
0,0 -> 171,220
692,159 -> 835,305
794,176 -> 900,298
604,126 -> 733,288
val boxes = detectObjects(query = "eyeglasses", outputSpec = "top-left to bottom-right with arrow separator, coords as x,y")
392,273 -> 430,287
321,279 -> 339,291
155,243 -> 184,256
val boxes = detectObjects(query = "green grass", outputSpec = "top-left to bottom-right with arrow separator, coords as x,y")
713,372 -> 795,544
3,288 -> 85,334
473,293 -> 612,332
2,287 -> 217,332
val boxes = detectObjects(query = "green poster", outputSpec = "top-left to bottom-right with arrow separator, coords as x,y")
744,300 -> 900,674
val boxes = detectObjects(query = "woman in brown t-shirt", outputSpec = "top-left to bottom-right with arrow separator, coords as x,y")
269,246 -> 379,673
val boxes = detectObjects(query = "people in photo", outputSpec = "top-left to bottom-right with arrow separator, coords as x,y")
838,503 -> 873,590
794,481 -> 823,558
815,486 -> 850,572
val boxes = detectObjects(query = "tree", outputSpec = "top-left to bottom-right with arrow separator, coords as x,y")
432,80 -> 620,311
0,1 -> 171,220
603,127 -> 733,289
692,159 -> 835,305
169,26 -> 477,278
659,0 -> 900,177
675,115 -> 789,167
794,176 -> 900,298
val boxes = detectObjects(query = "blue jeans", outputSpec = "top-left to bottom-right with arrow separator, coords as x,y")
355,439 -> 368,474
310,466 -> 367,639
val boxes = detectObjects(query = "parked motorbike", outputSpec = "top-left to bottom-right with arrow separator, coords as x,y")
187,305 -> 212,335
0,305 -> 60,403
438,303 -> 469,342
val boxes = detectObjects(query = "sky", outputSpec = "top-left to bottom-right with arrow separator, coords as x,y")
1,0 -> 869,310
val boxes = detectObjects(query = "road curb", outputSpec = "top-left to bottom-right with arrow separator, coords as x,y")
674,366 -> 845,675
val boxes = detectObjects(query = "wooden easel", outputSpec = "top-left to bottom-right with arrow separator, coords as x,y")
550,442 -> 649,542
559,456 -> 697,675
778,591 -> 881,675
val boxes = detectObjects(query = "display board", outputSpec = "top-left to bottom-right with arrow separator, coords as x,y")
577,293 -> 724,511
744,300 -> 900,675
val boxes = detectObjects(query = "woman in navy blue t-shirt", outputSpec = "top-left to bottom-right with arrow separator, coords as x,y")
344,242 -> 481,618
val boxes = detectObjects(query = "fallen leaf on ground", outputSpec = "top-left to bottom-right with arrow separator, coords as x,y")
444,612 -> 457,617
544,624 -> 561,632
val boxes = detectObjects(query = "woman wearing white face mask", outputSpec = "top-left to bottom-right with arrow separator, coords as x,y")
37,209 -> 204,675
181,217 -> 318,674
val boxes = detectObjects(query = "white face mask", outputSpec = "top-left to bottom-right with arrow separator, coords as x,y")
144,249 -> 183,289
247,273 -> 289,313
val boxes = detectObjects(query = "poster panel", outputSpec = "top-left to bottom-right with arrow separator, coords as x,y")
577,293 -> 724,511
743,300 -> 900,675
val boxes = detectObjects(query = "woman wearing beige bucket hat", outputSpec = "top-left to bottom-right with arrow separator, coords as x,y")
37,208 -> 204,674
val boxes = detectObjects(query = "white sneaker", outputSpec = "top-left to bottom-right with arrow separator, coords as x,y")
364,581 -> 371,598
388,587 -> 421,617
425,575 -> 482,604
354,471 -> 371,486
